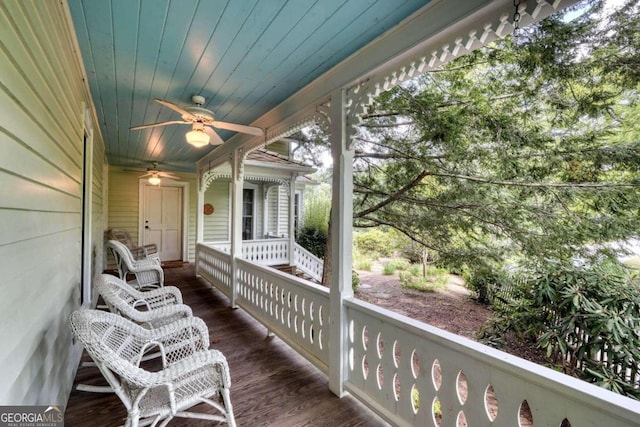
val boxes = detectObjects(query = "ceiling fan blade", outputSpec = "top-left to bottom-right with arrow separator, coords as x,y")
155,98 -> 193,118
160,173 -> 181,180
204,126 -> 225,145
138,172 -> 153,178
130,120 -> 188,130
212,120 -> 264,136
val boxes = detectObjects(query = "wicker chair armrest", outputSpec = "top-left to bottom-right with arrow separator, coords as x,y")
130,246 -> 148,259
145,315 -> 210,348
144,350 -> 231,388
141,286 -> 183,306
139,317 -> 211,365
133,258 -> 163,271
121,303 -> 192,324
143,243 -> 158,255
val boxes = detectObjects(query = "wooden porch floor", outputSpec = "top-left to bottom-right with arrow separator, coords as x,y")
65,263 -> 388,427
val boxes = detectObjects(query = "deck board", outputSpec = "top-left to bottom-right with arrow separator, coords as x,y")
65,263 -> 388,426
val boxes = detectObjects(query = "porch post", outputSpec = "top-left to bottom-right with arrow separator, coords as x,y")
288,173 -> 298,265
328,88 -> 354,397
196,173 -> 204,244
230,149 -> 245,308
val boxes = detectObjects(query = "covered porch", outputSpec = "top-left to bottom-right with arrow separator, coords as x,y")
66,263 -> 385,426
2,0 -> 640,426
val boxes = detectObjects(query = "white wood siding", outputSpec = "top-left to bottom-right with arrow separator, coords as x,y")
264,140 -> 289,157
0,1 -> 105,405
203,180 -> 231,241
278,185 -> 290,236
107,168 -> 198,263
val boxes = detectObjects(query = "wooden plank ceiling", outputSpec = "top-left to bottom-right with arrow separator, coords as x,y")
68,0 -> 431,172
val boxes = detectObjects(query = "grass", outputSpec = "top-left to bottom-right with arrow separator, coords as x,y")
354,257 -> 373,271
382,262 -> 397,275
399,264 -> 449,292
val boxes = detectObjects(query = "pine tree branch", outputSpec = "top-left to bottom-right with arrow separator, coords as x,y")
426,172 -> 640,188
354,169 -> 431,218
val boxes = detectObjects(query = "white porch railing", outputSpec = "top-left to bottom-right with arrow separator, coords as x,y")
196,243 -> 640,426
208,239 -> 289,265
293,243 -> 324,282
206,239 -> 324,282
236,258 -> 329,373
196,243 -> 232,299
344,298 -> 639,426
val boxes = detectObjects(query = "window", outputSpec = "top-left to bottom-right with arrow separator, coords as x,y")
242,188 -> 254,240
294,191 -> 301,237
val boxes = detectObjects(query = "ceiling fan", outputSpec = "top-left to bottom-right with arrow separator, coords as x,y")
137,162 -> 180,185
130,95 -> 264,147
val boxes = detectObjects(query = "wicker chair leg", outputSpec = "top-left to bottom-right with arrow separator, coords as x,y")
221,388 -> 236,427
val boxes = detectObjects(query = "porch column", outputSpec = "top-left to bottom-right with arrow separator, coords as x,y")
230,149 -> 245,308
328,88 -> 354,397
196,173 -> 204,244
288,173 -> 298,265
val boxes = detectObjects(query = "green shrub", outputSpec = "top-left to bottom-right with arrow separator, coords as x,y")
297,226 -> 327,258
408,264 -> 421,276
303,184 -> 330,234
352,269 -> 361,291
399,266 -> 448,292
354,229 -> 395,257
390,258 -> 411,271
382,262 -> 396,275
480,257 -> 640,399
355,257 -> 373,271
462,263 -> 510,304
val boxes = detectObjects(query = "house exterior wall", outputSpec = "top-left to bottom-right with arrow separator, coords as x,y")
203,180 -> 231,241
264,140 -> 289,157
107,167 -> 198,262
202,180 -> 270,241
0,2 -> 105,405
278,185 -> 290,236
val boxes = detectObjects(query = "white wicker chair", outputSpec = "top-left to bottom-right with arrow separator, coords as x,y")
107,240 -> 164,289
96,274 -> 191,329
70,309 -> 236,427
107,228 -> 159,261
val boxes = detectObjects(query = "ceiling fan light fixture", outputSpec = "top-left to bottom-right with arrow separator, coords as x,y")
148,173 -> 161,186
185,128 -> 210,147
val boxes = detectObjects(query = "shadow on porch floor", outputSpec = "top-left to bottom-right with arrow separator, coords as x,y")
65,263 -> 388,427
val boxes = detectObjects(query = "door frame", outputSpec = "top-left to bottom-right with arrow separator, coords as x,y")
138,179 -> 189,262
81,106 -> 94,307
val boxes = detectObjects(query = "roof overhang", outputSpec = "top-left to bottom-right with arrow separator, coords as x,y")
197,0 -> 577,173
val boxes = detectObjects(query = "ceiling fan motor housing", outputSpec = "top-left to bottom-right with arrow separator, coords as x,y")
191,95 -> 206,106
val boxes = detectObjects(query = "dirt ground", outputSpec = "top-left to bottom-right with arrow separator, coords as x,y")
354,263 -> 547,367
354,267 -> 491,340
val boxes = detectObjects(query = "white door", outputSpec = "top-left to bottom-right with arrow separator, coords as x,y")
143,185 -> 182,261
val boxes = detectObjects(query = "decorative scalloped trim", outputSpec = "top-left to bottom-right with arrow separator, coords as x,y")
345,0 -> 567,140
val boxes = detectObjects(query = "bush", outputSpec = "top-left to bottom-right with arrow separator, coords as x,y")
390,258 -> 411,271
297,226 -> 327,258
480,257 -> 640,399
352,269 -> 361,291
303,184 -> 330,234
462,263 -> 511,304
354,257 -> 373,271
382,262 -> 396,275
354,229 -> 395,257
399,265 -> 448,292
